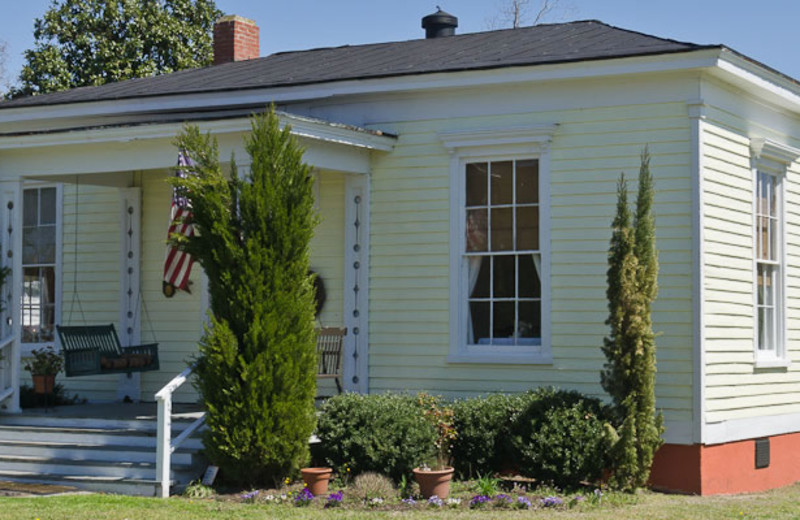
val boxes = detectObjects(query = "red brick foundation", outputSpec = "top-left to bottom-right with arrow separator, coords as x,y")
649,432 -> 800,495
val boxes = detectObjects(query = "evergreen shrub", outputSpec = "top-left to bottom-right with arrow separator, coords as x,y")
450,393 -> 527,478
508,388 -> 613,488
316,393 -> 436,482
174,109 -> 318,486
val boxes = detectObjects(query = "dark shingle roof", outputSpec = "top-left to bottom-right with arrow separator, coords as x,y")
0,20 -> 714,110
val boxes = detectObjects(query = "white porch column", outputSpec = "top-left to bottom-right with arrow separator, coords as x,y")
343,174 -> 369,394
0,181 -> 22,413
117,187 -> 142,401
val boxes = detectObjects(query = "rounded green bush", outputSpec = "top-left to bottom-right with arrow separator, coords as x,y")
509,388 -> 613,488
316,393 -> 437,482
451,393 -> 527,478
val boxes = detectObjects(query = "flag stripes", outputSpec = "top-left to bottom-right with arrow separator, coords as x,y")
163,151 -> 195,296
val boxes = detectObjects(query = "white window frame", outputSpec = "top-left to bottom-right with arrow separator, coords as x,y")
21,183 -> 63,356
750,138 -> 800,368
441,125 -> 556,364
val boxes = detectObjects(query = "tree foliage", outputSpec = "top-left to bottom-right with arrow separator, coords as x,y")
11,0 -> 221,98
602,147 -> 664,491
172,108 -> 319,486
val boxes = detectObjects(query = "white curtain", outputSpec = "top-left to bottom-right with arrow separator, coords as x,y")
467,256 -> 483,344
532,253 -> 541,278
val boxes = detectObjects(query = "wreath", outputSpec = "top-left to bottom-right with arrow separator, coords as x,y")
310,269 -> 326,317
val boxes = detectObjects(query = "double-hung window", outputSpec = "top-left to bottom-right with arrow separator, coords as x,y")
750,137 -> 800,367
465,159 -> 541,347
755,170 -> 781,356
443,126 -> 554,364
22,186 -> 60,347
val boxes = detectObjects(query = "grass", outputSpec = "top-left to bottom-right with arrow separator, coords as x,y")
2,484 -> 800,519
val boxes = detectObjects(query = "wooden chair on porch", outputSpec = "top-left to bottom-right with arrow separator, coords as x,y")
316,327 -> 346,395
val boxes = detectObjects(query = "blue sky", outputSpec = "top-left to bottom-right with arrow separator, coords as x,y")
1,1 -> 798,86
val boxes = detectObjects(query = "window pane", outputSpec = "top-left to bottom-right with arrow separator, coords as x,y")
38,226 -> 56,264
490,161 -> 513,205
516,159 -> 538,204
493,301 -> 515,339
469,301 -> 490,344
768,175 -> 777,218
760,307 -> 775,351
491,208 -> 513,251
516,207 -> 539,250
40,305 -> 55,342
469,257 -> 490,298
757,216 -> 767,260
518,301 -> 541,339
40,188 -> 57,225
466,209 -> 488,252
466,163 -> 487,207
769,218 -> 778,262
23,190 -> 38,227
493,255 -> 515,298
519,255 -> 541,298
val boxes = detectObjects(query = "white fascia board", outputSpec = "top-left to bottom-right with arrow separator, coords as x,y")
0,113 -> 396,152
0,49 -> 723,126
711,52 -> 800,115
705,412 -> 800,445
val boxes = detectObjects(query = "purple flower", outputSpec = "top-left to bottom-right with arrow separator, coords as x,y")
240,489 -> 260,502
469,494 -> 491,509
428,495 -> 444,507
294,487 -> 314,506
325,490 -> 343,508
515,496 -> 532,509
541,495 -> 564,508
401,497 -> 417,506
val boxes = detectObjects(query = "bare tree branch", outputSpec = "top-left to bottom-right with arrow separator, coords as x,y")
486,0 -> 575,30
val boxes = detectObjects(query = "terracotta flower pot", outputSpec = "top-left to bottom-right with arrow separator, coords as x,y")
413,466 -> 455,499
300,467 -> 333,496
32,374 -> 56,394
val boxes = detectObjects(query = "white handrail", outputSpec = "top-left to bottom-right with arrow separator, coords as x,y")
155,364 -> 205,498
0,334 -> 14,351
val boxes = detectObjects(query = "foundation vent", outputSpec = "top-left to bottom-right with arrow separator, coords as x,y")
755,438 -> 770,469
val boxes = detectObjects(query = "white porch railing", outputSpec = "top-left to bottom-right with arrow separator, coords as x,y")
155,365 -> 205,498
0,335 -> 16,405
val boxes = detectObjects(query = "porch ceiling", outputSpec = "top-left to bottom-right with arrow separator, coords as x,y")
0,110 -> 396,180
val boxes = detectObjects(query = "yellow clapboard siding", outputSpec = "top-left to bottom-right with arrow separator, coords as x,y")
368,102 -> 693,427
701,109 -> 800,425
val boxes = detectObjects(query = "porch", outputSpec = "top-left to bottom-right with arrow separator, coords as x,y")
0,109 -> 392,412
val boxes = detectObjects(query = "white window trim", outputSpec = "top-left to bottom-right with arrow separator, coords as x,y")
441,125 -> 556,364
21,182 -> 63,357
750,138 -> 800,369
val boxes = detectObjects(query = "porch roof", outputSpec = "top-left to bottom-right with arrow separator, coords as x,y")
0,109 -> 396,180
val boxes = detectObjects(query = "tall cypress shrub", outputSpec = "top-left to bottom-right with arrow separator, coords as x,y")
602,147 -> 664,490
171,108 -> 318,486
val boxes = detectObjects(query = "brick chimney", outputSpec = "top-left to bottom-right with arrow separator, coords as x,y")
213,15 -> 259,65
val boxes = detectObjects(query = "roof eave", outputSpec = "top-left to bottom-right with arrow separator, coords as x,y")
0,47 -> 726,126
708,49 -> 800,115
0,110 -> 397,152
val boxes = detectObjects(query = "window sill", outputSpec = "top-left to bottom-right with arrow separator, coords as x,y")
447,351 -> 553,365
754,357 -> 791,370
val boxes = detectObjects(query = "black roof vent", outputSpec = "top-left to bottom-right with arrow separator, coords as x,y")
422,7 -> 458,39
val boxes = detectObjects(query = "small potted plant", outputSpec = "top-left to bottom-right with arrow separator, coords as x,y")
24,346 -> 63,394
413,393 -> 457,498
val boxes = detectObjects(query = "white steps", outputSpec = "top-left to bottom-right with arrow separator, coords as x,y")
0,405 -> 206,496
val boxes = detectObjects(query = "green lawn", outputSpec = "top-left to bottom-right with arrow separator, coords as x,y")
3,484 -> 800,520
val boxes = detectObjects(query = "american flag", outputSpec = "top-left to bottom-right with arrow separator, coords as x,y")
162,151 -> 195,297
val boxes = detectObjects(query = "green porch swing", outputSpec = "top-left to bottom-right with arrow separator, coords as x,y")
55,179 -> 160,378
